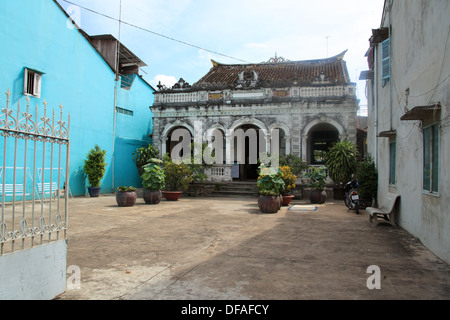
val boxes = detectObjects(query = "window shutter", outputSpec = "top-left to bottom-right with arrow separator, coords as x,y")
23,68 -> 29,94
431,125 -> 439,192
34,73 -> 42,98
381,38 -> 390,81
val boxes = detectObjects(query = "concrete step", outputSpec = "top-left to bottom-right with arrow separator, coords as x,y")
211,181 -> 258,197
211,190 -> 259,197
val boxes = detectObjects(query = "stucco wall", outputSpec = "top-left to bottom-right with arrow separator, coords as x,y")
0,240 -> 67,300
370,0 -> 449,263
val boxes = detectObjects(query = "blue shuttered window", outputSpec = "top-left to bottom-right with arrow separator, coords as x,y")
381,38 -> 390,84
423,124 -> 439,193
389,140 -> 396,185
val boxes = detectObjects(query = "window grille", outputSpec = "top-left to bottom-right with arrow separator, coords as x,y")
23,68 -> 43,98
116,106 -> 133,116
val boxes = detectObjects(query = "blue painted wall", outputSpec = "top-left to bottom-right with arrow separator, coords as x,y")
114,76 -> 154,188
0,0 -> 154,197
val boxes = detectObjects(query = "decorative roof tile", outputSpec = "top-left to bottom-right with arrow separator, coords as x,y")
192,50 -> 351,90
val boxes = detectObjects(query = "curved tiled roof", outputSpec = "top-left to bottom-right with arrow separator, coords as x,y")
192,51 -> 351,90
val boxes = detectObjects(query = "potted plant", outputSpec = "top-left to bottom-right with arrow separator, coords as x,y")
257,164 -> 285,213
280,165 -> 297,206
83,145 -> 107,197
162,155 -> 194,201
141,158 -> 165,204
324,140 -> 358,200
116,186 -> 137,207
304,166 -> 327,204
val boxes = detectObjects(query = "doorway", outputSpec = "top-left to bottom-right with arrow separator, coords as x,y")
232,124 -> 261,180
308,123 -> 339,165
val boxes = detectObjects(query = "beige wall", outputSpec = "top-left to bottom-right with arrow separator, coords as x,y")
368,0 -> 449,263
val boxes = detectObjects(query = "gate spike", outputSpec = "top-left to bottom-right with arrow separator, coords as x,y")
5,89 -> 11,106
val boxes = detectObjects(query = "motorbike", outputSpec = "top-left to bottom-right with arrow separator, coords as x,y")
344,176 -> 360,214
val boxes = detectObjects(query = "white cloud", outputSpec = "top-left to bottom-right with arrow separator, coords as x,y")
150,74 -> 178,89
244,43 -> 269,49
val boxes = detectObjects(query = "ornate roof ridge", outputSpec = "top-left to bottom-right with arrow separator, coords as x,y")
210,50 -> 348,68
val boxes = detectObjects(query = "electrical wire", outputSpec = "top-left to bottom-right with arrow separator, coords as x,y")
61,0 -> 251,64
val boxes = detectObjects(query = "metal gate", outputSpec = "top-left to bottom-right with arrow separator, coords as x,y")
0,89 -> 70,255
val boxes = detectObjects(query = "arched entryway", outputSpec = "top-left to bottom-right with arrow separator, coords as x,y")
162,124 -> 194,161
307,123 -> 339,165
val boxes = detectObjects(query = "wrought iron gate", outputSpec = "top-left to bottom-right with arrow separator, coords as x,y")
0,89 -> 70,255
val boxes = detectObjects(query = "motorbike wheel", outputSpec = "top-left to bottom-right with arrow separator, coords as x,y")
344,196 -> 353,210
355,203 -> 360,214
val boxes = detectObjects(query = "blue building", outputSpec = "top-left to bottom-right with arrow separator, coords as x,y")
0,0 -> 154,197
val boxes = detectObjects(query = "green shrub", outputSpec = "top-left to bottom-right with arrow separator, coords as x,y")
163,155 -> 194,192
83,145 -> 107,188
280,166 -> 297,195
356,155 -> 378,201
279,154 -> 308,176
116,186 -> 137,192
133,144 -> 160,176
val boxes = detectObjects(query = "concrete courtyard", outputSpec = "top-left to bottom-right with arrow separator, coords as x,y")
56,194 -> 450,300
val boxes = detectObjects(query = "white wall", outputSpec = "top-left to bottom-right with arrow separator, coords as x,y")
369,0 -> 449,263
0,240 -> 67,300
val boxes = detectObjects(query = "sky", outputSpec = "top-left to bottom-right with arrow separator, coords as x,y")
57,0 -> 386,116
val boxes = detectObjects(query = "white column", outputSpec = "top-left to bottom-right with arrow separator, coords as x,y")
285,135 -> 291,155
225,131 -> 232,165
161,137 -> 167,157
301,135 -> 308,162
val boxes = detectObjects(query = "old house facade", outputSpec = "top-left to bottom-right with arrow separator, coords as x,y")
361,0 -> 449,263
151,52 -> 358,181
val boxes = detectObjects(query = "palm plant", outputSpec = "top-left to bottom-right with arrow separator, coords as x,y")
325,140 -> 358,185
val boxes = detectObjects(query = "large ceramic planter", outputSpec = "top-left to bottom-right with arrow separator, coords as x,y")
162,191 -> 182,201
88,187 -> 101,197
143,189 -> 162,204
310,190 -> 327,204
258,195 -> 279,213
282,195 -> 294,206
116,191 -> 137,207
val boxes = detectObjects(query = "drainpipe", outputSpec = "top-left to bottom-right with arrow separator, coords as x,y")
388,0 -> 393,131
375,49 -> 379,168
112,0 -> 123,191
113,80 -> 118,191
